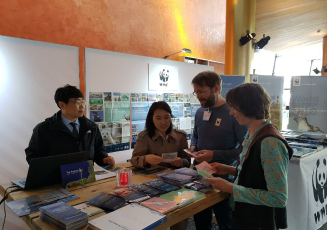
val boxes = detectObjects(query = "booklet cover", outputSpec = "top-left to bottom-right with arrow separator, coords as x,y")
6,189 -> 77,217
73,203 -> 104,217
140,197 -> 178,214
144,180 -> 180,192
89,203 -> 167,230
160,188 -> 205,204
60,160 -> 96,188
195,161 -> 215,178
93,164 -> 116,181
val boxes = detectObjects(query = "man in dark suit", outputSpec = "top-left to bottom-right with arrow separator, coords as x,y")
25,84 -> 115,166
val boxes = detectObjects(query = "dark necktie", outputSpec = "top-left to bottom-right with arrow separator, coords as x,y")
69,122 -> 79,139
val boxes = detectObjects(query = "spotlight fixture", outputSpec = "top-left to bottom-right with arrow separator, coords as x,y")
239,31 -> 256,46
164,48 -> 192,59
313,67 -> 321,74
254,34 -> 271,50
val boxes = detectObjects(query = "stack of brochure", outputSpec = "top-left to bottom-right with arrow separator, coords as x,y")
39,202 -> 88,230
144,180 -> 180,192
86,193 -> 126,212
292,147 -> 317,158
157,172 -> 193,186
140,197 -> 178,214
6,189 -> 79,217
174,167 -> 202,180
128,184 -> 164,196
288,142 -> 323,151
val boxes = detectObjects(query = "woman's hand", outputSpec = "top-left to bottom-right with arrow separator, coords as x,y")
210,162 -> 233,175
145,154 -> 163,166
170,157 -> 183,167
204,177 -> 234,194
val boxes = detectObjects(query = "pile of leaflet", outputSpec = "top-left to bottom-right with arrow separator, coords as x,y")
174,167 -> 202,180
157,172 -> 193,186
39,202 -> 88,230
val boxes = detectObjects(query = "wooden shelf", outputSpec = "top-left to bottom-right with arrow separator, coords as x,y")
178,55 -> 224,66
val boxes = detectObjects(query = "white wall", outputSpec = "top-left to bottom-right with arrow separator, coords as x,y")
85,48 -> 213,163
0,35 -> 79,184
0,36 -> 79,229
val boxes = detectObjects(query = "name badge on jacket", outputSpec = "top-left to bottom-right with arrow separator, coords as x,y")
215,118 -> 221,126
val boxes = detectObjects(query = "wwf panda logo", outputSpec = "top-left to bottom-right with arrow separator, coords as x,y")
159,69 -> 169,82
312,158 -> 327,203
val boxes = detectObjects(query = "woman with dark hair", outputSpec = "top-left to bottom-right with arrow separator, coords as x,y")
204,83 -> 293,230
131,101 -> 190,169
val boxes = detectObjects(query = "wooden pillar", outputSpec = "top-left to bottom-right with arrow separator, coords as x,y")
79,47 -> 86,115
323,36 -> 327,76
225,0 -> 256,82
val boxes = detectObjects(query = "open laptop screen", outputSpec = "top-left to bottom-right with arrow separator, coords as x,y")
12,151 -> 89,190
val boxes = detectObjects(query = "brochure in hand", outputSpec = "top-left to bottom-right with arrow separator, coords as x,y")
60,160 -> 96,188
6,189 -> 78,217
183,149 -> 198,157
194,161 -> 215,178
161,152 -> 177,163
39,202 -> 88,230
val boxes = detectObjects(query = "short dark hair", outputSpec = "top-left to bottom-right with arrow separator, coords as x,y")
54,84 -> 84,108
146,101 -> 172,138
191,71 -> 222,93
226,83 -> 271,119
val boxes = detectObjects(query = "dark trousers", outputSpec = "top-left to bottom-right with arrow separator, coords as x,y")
231,217 -> 278,230
194,197 -> 232,230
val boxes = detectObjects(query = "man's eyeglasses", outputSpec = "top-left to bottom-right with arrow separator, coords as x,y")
68,100 -> 87,106
192,87 -> 211,96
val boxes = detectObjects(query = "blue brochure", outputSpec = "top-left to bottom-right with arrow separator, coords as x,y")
60,160 -> 96,188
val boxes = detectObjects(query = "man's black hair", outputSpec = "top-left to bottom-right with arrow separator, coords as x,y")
54,84 -> 84,108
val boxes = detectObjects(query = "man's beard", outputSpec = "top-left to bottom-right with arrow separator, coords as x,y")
201,93 -> 216,108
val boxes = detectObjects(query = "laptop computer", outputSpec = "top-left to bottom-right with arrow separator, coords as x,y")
11,151 -> 89,190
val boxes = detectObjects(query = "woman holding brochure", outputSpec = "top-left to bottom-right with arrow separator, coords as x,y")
131,101 -> 190,169
204,83 -> 293,230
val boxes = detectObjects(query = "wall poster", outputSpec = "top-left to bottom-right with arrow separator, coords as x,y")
288,76 -> 327,133
250,75 -> 284,130
220,75 -> 245,99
